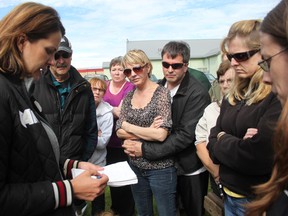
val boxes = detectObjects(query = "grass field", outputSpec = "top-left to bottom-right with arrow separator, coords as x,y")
83,184 -> 213,216
83,187 -> 159,216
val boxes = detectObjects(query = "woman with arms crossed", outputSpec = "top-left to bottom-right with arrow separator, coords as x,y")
118,49 -> 176,216
207,19 -> 282,216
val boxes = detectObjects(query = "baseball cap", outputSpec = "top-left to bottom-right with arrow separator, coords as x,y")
58,36 -> 72,53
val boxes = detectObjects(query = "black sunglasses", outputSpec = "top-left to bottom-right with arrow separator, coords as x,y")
226,49 -> 260,62
123,65 -> 146,77
162,61 -> 186,69
54,52 -> 72,60
258,48 -> 288,72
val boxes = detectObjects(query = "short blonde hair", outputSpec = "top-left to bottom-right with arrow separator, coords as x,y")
122,49 -> 153,77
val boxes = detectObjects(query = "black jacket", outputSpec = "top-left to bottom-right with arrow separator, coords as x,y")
142,72 -> 211,175
0,74 -> 74,216
33,66 -> 97,161
208,93 -> 281,197
266,190 -> 288,216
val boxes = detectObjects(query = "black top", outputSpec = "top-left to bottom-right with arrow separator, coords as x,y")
266,190 -> 288,216
208,93 -> 282,197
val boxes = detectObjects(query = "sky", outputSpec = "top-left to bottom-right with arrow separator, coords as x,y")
0,0 -> 280,69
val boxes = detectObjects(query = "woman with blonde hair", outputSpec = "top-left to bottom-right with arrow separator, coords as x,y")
207,20 -> 282,216
118,49 -> 176,216
246,0 -> 288,215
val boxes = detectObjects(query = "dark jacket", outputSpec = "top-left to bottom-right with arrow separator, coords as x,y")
266,190 -> 288,216
33,66 -> 97,161
188,67 -> 211,91
0,74 -> 75,216
208,93 -> 281,197
142,72 -> 211,175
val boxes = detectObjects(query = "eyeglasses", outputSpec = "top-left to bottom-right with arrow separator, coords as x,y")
92,87 -> 105,93
54,52 -> 72,60
258,48 -> 288,72
162,61 -> 186,69
226,49 -> 260,62
219,79 -> 233,85
123,65 -> 146,77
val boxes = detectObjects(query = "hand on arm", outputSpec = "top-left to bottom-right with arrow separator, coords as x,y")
210,95 -> 281,174
143,89 -> 211,160
150,116 -> 164,129
196,142 -> 219,179
122,139 -> 143,157
116,128 -> 139,140
112,100 -> 123,118
98,129 -> 102,137
243,128 -> 258,140
121,120 -> 168,142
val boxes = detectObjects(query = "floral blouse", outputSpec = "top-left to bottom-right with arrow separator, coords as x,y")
116,85 -> 174,170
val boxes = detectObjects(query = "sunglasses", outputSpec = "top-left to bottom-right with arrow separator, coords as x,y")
258,48 -> 288,72
162,61 -> 186,69
226,49 -> 260,62
54,52 -> 72,60
123,65 -> 146,77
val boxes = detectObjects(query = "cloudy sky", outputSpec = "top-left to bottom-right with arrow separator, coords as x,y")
0,0 -> 279,69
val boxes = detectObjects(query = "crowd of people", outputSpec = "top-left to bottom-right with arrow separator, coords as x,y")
0,1 -> 288,216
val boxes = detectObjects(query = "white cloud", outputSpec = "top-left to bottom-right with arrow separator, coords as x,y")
0,0 -> 280,68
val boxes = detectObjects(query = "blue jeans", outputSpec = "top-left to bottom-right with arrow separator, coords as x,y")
224,194 -> 250,216
130,164 -> 177,216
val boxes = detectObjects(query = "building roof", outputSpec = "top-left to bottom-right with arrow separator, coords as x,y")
102,39 -> 222,68
126,39 -> 222,60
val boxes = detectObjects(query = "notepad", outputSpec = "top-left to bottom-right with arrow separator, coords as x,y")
72,161 -> 138,187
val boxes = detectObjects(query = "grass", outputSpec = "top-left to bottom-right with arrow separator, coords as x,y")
84,187 -> 111,216
84,187 -> 159,216
84,183 -> 213,216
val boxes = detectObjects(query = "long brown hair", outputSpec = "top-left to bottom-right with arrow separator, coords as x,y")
246,1 -> 288,214
247,100 -> 288,215
0,2 -> 65,77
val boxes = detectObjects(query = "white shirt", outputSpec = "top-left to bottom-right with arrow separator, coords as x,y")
88,101 -> 113,166
185,102 -> 220,176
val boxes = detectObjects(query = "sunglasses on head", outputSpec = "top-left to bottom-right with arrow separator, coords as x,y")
162,61 -> 186,69
54,52 -> 72,60
226,49 -> 260,62
123,65 -> 146,77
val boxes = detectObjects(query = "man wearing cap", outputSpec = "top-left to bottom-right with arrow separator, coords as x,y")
33,36 -> 97,162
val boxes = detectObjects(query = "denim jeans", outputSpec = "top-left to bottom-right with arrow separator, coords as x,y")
224,194 -> 250,216
130,164 -> 177,216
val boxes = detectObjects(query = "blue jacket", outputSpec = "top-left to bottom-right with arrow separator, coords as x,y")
33,66 -> 97,161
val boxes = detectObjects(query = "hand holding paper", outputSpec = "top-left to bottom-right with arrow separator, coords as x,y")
72,161 -> 138,187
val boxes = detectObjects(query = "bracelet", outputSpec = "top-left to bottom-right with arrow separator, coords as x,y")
217,131 -> 226,141
214,175 -> 219,179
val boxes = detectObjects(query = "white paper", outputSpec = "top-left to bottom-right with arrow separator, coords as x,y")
72,161 -> 138,187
